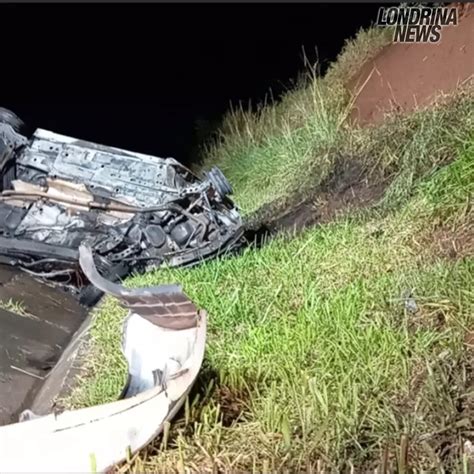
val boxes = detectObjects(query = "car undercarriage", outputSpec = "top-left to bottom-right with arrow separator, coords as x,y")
0,108 -> 244,305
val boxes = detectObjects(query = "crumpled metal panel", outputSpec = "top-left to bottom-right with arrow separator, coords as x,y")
0,124 -> 243,303
17,130 -> 201,207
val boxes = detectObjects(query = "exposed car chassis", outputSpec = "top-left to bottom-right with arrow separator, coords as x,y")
0,108 -> 243,305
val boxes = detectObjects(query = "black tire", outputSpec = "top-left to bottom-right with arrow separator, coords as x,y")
78,284 -> 104,307
0,107 -> 25,133
206,166 -> 233,198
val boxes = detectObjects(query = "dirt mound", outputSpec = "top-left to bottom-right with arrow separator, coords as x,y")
349,4 -> 473,125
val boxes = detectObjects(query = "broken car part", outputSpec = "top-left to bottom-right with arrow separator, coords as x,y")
0,108 -> 243,305
0,245 -> 207,472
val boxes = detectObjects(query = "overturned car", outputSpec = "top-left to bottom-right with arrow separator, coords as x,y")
0,107 -> 243,304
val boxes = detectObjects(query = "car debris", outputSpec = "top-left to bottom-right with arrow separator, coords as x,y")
0,107 -> 243,304
0,244 -> 207,473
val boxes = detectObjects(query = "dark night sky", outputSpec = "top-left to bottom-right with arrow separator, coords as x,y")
0,3 -> 385,165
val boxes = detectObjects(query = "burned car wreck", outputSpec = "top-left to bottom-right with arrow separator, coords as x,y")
0,107 -> 243,305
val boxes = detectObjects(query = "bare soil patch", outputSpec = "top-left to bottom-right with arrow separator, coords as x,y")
349,4 -> 474,126
214,385 -> 248,427
416,217 -> 474,261
430,224 -> 474,259
245,158 -> 389,238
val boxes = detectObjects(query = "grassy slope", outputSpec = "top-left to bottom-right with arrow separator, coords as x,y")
195,27 -> 394,216
67,27 -> 474,472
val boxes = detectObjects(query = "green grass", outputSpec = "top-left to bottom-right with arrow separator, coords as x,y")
68,142 -> 473,472
66,21 -> 474,473
0,298 -> 29,317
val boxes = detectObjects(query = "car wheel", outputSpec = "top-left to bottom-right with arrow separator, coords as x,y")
0,107 -> 25,133
78,284 -> 104,307
205,166 -> 233,198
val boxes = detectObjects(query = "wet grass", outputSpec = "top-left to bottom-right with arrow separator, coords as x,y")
66,22 -> 474,472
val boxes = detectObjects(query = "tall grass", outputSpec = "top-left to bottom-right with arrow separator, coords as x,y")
198,33 -> 471,217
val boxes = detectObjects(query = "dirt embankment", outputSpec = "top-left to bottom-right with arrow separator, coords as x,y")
349,3 -> 473,125
248,4 -> 473,238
